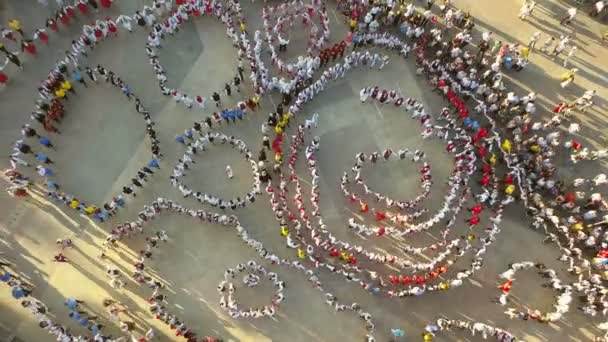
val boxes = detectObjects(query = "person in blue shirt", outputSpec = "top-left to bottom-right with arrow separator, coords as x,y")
90,323 -> 103,335
235,109 -> 244,121
11,286 -> 25,299
65,298 -> 82,310
39,136 -> 54,149
46,180 -> 59,191
36,151 -> 53,164
71,69 -> 87,87
148,159 -> 160,169
221,110 -> 230,124
175,135 -> 186,144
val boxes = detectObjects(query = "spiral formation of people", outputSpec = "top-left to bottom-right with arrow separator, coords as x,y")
0,0 -> 607,341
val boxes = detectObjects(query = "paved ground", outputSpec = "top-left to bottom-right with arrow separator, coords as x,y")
0,0 -> 606,341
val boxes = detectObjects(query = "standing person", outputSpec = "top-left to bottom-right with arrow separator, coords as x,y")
39,136 -> 55,149
560,68 -> 578,88
33,29 -> 49,45
540,36 -> 555,53
224,83 -> 232,96
590,1 -> 605,16
61,79 -> 76,95
559,7 -> 577,25
233,75 -> 241,92
36,165 -> 54,177
8,19 -> 24,37
116,15 -> 133,32
563,46 -> 577,67
5,52 -> 23,70
84,66 -> 97,82
528,31 -> 541,50
552,36 -> 568,57
237,65 -> 244,81
72,68 -> 87,87
212,91 -> 221,107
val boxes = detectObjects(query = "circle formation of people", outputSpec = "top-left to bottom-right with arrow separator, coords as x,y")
218,260 -> 284,319
171,132 -> 261,210
2,0 -> 608,341
497,261 -> 572,323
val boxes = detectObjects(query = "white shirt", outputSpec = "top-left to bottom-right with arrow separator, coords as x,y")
567,7 -> 577,19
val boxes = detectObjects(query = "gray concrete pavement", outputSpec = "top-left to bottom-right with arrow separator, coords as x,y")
0,0 -> 606,341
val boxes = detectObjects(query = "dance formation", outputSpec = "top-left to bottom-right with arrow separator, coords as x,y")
1,0 -> 607,341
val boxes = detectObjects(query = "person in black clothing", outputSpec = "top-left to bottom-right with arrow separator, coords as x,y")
212,92 -> 221,107
5,52 -> 23,70
233,76 -> 241,92
237,66 -> 244,81
224,83 -> 232,96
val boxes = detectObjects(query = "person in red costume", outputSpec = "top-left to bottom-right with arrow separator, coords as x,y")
468,216 -> 480,225
470,204 -> 483,215
481,174 -> 491,186
498,280 -> 513,293
100,0 -> 112,9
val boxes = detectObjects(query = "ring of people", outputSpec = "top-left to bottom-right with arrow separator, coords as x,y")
1,0 -> 607,341
217,260 -> 284,319
497,261 -> 572,322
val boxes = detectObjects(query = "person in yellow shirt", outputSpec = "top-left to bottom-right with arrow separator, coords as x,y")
61,80 -> 75,94
55,88 -> 67,99
501,139 -> 512,153
84,206 -> 96,215
349,18 -> 357,31
488,153 -> 497,165
239,22 -> 246,33
69,199 -> 79,209
8,19 -> 24,36
505,184 -> 515,195
275,125 -> 283,135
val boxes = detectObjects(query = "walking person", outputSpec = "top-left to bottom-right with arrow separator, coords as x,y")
590,1 -> 605,17
559,7 -> 577,25
560,68 -> 578,89
563,46 -> 577,67
528,31 -> 541,50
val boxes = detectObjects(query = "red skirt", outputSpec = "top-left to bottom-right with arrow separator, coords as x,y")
38,32 -> 49,42
24,43 -> 37,55
77,3 -> 88,14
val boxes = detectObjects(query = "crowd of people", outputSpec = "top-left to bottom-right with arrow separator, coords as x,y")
6,64 -> 160,220
423,317 -> 521,342
218,260 -> 284,319
0,0 -> 119,86
497,261 -> 572,322
171,132 -> 261,209
101,197 -> 376,341
1,260 -> 132,342
2,0 -> 607,340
